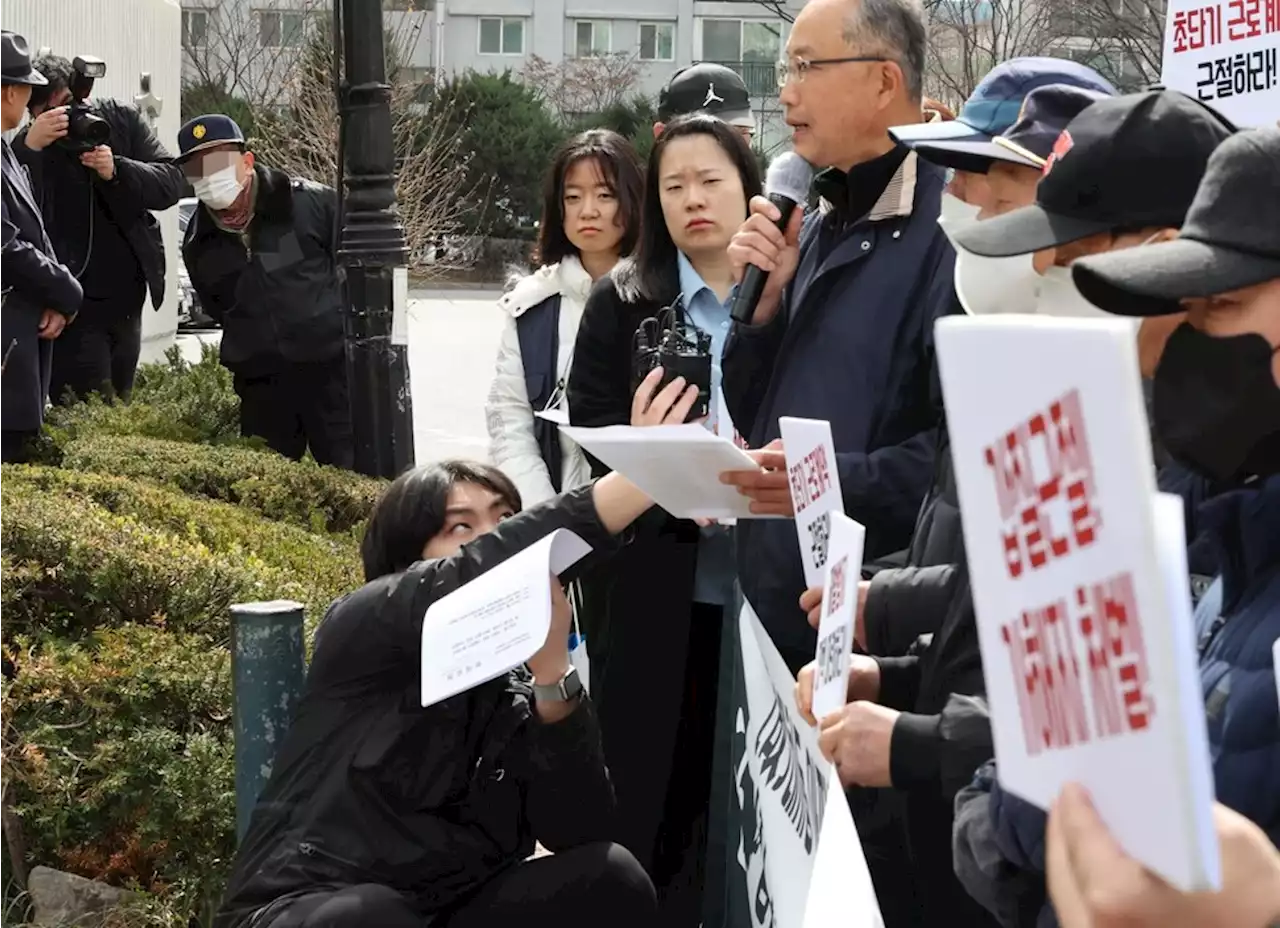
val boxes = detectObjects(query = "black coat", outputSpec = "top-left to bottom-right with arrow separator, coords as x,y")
183,164 -> 344,374
13,98 -> 183,311
1,140 -> 82,433
565,259 -> 705,875
215,486 -> 620,928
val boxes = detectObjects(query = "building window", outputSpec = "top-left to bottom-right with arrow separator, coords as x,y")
479,17 -> 525,55
574,20 -> 613,58
701,19 -> 782,63
639,22 -> 674,61
182,9 -> 208,48
259,10 -> 305,48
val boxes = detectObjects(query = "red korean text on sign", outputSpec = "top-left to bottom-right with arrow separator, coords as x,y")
788,445 -> 833,515
1227,0 -> 1265,37
1001,600 -> 1091,757
984,388 -> 1102,580
1076,571 -> 1155,737
1268,0 -> 1280,33
1172,4 -> 1224,52
826,554 -> 848,617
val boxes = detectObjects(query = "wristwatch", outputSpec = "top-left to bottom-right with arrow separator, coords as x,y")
532,666 -> 583,703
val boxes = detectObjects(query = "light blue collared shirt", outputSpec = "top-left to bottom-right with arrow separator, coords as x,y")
677,252 -> 736,607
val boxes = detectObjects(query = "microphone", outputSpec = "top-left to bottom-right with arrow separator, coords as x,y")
730,152 -> 814,324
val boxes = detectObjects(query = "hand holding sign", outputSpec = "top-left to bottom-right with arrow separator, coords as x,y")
796,653 -> 881,726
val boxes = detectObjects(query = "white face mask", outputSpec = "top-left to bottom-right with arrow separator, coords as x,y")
936,192 -> 981,244
1034,265 -> 1114,319
193,165 -> 245,210
955,249 -> 1043,316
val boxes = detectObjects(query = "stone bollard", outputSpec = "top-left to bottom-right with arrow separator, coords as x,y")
231,600 -> 306,842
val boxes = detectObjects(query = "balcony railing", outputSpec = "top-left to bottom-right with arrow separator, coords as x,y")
706,59 -> 779,98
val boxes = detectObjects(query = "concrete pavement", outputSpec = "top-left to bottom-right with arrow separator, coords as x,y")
177,287 -> 507,465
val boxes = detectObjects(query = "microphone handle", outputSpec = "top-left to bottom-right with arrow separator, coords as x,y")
729,192 -> 800,325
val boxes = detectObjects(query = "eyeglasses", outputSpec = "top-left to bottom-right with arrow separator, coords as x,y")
775,55 -> 891,87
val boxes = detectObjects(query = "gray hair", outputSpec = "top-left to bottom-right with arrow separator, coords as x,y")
842,0 -> 927,102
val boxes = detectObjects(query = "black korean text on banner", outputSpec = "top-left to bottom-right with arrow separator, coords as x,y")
984,388 -> 1156,757
1161,0 -> 1280,126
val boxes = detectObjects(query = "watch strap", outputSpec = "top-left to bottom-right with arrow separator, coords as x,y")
532,666 -> 583,703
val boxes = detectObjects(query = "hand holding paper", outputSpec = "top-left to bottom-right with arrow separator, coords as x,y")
720,439 -> 795,517
420,529 -> 592,709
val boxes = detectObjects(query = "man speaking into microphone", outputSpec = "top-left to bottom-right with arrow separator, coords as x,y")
720,0 -> 956,674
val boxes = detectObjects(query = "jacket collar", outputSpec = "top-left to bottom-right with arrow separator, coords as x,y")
815,145 -> 918,222
499,256 -> 593,318
1198,473 -> 1280,608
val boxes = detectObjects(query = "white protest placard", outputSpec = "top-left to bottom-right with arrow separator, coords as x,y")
936,315 -> 1220,891
419,529 -> 591,708
392,266 -> 410,347
812,514 -> 868,722
780,417 -> 845,588
1159,0 -> 1279,128
728,601 -> 883,928
560,423 -> 781,520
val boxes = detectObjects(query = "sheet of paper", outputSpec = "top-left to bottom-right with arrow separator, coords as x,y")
1151,492 -> 1221,890
419,529 -> 591,708
936,314 -> 1220,892
391,266 -> 410,347
802,771 -> 884,928
781,417 -> 845,587
560,423 -> 781,520
534,407 -> 570,426
812,514 -> 867,722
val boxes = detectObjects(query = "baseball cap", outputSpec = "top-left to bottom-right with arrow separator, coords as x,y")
989,84 -> 1111,168
177,114 -> 246,163
1071,127 -> 1280,316
888,57 -> 1115,173
658,63 -> 753,128
952,90 -> 1237,258
1,31 -> 48,86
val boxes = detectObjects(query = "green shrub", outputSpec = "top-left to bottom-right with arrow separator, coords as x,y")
61,435 -> 386,535
3,625 -> 235,922
39,345 -> 245,461
0,474 -> 309,641
2,466 -> 361,623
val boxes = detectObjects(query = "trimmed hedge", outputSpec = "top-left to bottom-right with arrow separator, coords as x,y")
3,624 -> 235,918
1,473 -> 308,641
2,466 -> 362,629
61,434 -> 386,535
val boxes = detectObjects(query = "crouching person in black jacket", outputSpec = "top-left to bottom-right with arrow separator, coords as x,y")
214,460 -> 659,928
178,115 -> 353,469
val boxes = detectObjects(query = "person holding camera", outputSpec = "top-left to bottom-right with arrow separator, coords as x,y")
14,53 -> 183,404
566,114 -> 762,927
2,32 -> 81,463
176,114 -> 352,469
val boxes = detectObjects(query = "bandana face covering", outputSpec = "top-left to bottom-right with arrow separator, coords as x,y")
1153,322 -> 1280,481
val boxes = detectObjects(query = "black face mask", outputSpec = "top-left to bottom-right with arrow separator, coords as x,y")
1153,323 -> 1280,482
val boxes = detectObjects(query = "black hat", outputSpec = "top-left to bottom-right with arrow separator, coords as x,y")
177,113 -> 246,162
2,32 -> 48,86
952,91 -> 1237,258
658,63 -> 753,128
1071,128 -> 1280,316
989,84 -> 1111,168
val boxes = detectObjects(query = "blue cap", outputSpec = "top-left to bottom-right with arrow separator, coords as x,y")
989,84 -> 1111,168
888,57 -> 1116,172
177,113 -> 246,163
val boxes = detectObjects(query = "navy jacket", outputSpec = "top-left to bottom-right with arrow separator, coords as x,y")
954,474 -> 1280,927
2,140 -> 82,433
722,151 -> 956,667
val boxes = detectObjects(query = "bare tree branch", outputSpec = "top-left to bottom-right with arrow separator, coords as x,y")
521,53 -> 644,122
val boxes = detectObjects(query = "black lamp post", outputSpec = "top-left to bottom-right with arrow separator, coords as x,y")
336,0 -> 415,478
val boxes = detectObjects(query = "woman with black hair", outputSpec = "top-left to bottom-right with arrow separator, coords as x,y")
486,130 -> 644,508
566,114 -> 763,925
214,462 -> 666,928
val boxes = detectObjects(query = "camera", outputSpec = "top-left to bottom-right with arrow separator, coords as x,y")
55,56 -> 111,154
631,301 -> 713,423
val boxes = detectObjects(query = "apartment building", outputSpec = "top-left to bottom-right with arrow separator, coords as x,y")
181,0 -> 800,149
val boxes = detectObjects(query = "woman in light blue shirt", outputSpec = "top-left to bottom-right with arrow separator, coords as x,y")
567,115 -> 762,927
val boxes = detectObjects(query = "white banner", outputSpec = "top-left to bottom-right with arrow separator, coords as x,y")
1159,0 -> 1279,128
729,602 -> 883,927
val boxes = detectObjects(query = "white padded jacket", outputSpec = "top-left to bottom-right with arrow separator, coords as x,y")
484,257 -> 594,507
